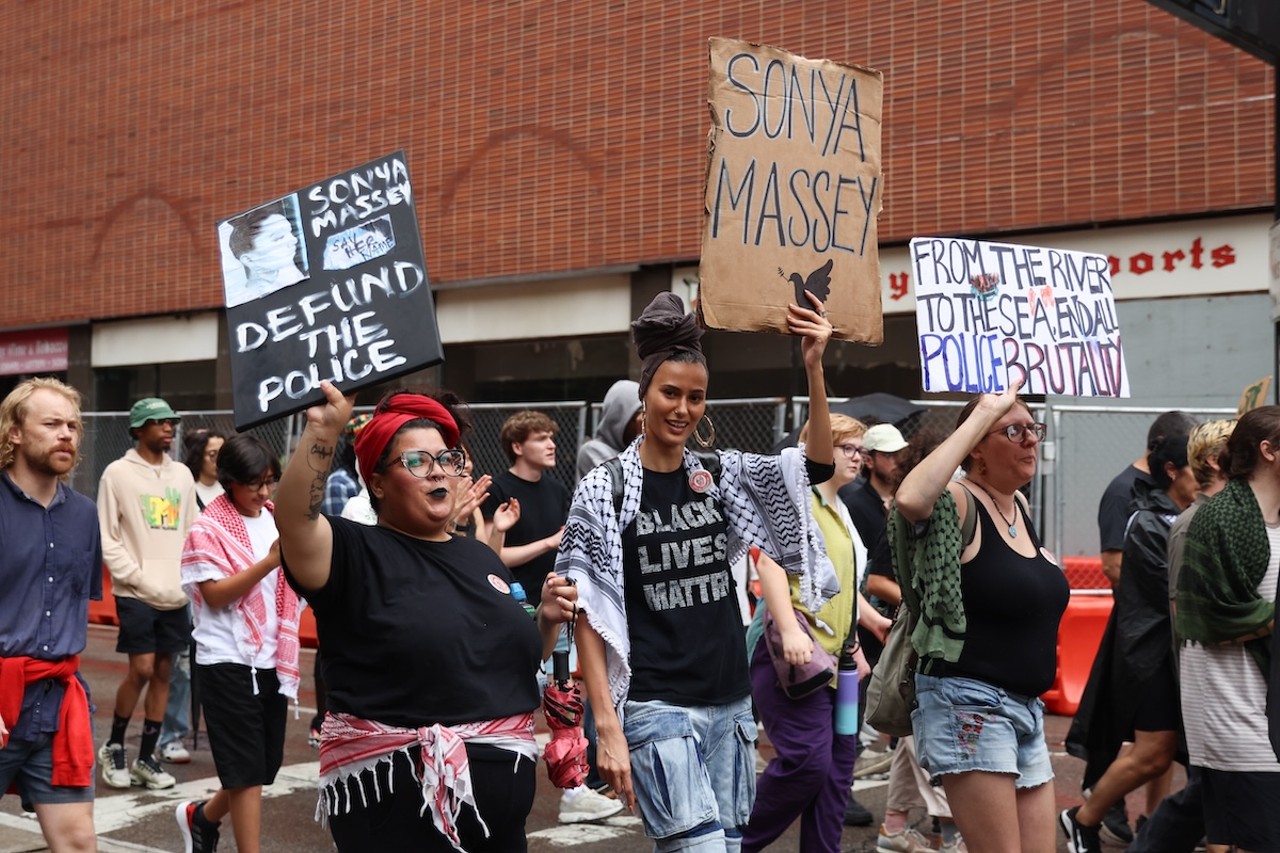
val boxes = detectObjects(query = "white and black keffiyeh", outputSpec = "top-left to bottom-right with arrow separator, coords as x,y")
556,438 -> 839,715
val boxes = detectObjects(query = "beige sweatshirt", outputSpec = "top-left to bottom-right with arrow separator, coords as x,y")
97,448 -> 197,610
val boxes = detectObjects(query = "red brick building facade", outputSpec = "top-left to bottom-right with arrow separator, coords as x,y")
0,1 -> 1273,407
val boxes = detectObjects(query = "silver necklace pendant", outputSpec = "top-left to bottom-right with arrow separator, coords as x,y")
1008,524 -> 1018,538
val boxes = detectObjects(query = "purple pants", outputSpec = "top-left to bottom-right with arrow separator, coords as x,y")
741,638 -> 859,853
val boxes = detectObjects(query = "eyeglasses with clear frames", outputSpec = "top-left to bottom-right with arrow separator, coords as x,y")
836,444 -> 864,458
399,449 -> 468,478
991,423 -> 1047,445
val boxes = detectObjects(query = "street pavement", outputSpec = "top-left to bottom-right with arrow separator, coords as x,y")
1,624 -> 1156,851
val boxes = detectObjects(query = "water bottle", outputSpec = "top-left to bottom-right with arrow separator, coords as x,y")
833,646 -> 860,736
510,582 -> 537,620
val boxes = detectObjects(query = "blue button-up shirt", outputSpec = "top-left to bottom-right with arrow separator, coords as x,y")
0,472 -> 102,740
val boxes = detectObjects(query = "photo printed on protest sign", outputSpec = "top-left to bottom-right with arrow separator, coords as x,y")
911,237 -> 1130,398
218,151 -> 442,429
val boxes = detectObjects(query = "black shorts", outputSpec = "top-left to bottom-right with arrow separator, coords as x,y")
197,663 -> 287,789
1130,662 -> 1181,733
114,596 -> 190,655
1201,768 -> 1280,851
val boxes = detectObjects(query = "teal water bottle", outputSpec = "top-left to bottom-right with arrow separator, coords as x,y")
833,646 -> 859,736
510,582 -> 538,620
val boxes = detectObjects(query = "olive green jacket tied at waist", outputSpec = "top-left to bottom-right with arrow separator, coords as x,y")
889,489 -> 967,668
1175,477 -> 1273,677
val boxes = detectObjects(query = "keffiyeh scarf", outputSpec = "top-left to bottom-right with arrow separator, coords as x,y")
317,711 -> 537,852
557,439 -> 839,714
181,494 -> 303,698
1175,477 -> 1274,676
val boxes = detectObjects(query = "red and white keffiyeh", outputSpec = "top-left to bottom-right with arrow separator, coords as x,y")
181,494 -> 303,699
317,711 -> 537,852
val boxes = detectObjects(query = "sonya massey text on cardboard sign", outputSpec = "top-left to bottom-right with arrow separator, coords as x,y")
911,237 -> 1130,398
220,151 -> 443,430
699,38 -> 884,343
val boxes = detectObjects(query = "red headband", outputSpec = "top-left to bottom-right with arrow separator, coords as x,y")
353,394 -> 460,484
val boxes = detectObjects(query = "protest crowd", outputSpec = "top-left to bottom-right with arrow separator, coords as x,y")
0,9 -> 1274,850
2,274 -> 1279,853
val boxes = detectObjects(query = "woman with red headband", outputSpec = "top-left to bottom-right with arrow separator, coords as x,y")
275,384 -> 577,852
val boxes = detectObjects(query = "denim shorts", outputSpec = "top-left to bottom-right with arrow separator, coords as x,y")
0,731 -> 95,808
622,696 -> 756,850
911,673 -> 1053,789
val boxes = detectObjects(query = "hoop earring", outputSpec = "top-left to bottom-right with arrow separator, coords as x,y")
694,414 -> 716,448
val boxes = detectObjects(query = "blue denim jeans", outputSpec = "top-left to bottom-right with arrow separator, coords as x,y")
623,696 -> 757,852
911,673 -> 1054,789
159,643 -> 191,748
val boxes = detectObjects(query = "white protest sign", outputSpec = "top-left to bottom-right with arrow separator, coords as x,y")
911,237 -> 1130,397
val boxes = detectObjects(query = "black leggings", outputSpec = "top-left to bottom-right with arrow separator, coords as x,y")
328,743 -> 535,853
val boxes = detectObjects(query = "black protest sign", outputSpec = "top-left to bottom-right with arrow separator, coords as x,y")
218,151 -> 441,429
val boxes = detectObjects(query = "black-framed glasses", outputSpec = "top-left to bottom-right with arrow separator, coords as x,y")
245,478 -> 278,492
836,443 -> 864,458
991,422 -> 1047,445
399,448 -> 467,478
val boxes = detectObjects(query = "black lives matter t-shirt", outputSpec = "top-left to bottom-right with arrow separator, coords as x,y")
623,467 -> 749,705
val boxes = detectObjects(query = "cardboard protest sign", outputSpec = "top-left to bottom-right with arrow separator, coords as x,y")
218,151 -> 442,429
698,38 -> 884,343
1238,377 -> 1272,414
911,237 -> 1130,397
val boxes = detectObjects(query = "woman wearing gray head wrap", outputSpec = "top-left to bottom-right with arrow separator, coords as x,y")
558,289 -> 837,852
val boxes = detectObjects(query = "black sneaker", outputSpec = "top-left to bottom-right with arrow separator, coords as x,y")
176,800 -> 221,853
1100,800 -> 1134,844
843,793 -> 874,827
1060,806 -> 1103,853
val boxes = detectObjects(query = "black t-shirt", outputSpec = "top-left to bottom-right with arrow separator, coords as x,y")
1098,464 -> 1151,552
283,518 -> 542,728
481,470 -> 569,594
841,478 -> 888,556
623,468 -> 748,706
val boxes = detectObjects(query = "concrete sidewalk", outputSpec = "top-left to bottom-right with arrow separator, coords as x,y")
0,816 -> 161,853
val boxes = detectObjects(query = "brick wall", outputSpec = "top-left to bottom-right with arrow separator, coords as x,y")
0,0 -> 1272,329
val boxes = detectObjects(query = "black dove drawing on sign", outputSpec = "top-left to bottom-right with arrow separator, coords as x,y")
779,258 -> 833,306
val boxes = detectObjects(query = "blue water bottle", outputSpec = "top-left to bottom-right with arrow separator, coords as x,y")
510,582 -> 538,620
833,646 -> 860,736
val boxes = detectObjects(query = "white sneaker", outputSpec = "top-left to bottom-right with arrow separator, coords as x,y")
876,824 -> 934,853
558,786 -> 624,824
130,756 -> 176,790
98,741 -> 131,789
160,740 -> 191,764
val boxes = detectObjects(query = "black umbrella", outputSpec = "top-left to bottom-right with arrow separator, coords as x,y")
772,392 -> 926,452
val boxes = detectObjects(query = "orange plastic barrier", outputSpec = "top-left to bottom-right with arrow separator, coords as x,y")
1041,592 -> 1113,716
88,565 -> 119,626
298,608 -> 318,649
1060,555 -> 1110,590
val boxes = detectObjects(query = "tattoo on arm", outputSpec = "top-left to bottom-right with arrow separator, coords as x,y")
306,472 -> 326,521
307,441 -> 335,473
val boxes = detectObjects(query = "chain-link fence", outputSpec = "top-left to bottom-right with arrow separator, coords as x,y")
71,411 -> 303,501
69,398 -> 1236,583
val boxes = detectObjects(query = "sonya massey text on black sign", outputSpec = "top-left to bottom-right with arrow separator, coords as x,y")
223,151 -> 442,430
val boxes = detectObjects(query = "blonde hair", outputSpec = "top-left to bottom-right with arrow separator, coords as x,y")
1187,418 -> 1235,489
0,377 -> 82,471
799,413 -> 868,446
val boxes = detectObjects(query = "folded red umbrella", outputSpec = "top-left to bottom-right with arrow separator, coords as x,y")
542,645 -> 589,788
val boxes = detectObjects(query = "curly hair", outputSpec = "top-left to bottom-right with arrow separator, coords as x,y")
499,410 -> 558,465
1187,419 -> 1236,489
0,378 -> 81,472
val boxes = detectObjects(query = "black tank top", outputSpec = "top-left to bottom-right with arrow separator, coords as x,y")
945,496 -> 1070,697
